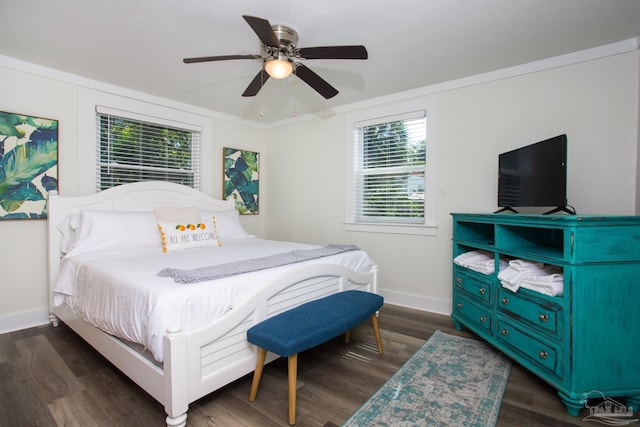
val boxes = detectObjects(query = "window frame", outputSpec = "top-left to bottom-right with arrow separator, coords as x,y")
344,99 -> 437,235
78,88 -> 213,195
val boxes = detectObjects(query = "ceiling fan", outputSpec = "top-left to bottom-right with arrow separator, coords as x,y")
183,15 -> 368,99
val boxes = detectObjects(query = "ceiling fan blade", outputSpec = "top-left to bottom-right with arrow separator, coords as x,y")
183,54 -> 261,64
298,45 -> 368,60
294,64 -> 338,99
243,15 -> 280,48
242,69 -> 270,97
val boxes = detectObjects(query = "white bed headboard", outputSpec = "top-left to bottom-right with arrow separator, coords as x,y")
47,181 -> 235,312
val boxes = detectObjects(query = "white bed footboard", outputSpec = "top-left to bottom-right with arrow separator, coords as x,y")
163,263 -> 377,424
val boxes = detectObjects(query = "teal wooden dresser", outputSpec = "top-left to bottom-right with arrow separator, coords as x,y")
450,213 -> 640,415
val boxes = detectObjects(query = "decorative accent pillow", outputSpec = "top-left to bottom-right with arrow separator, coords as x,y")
64,210 -> 162,257
157,219 -> 221,252
201,209 -> 253,242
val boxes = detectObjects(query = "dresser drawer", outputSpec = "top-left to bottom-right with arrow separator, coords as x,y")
453,267 -> 492,305
453,295 -> 492,333
497,289 -> 562,338
496,317 -> 562,377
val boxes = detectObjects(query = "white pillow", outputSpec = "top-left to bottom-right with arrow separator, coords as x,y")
201,209 -> 252,242
154,206 -> 200,222
158,218 -> 221,252
65,210 -> 162,257
57,211 -> 82,254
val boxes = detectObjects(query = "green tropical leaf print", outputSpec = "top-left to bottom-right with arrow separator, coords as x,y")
0,139 -> 58,212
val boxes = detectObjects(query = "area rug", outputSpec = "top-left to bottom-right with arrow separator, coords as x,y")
342,330 -> 512,427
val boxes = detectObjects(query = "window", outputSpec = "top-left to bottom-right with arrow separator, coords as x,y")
96,107 -> 201,191
346,102 -> 436,235
78,89 -> 211,195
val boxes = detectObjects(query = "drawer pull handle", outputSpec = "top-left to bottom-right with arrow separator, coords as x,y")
501,329 -> 509,336
538,350 -> 549,359
501,297 -> 509,305
479,316 -> 486,323
457,303 -> 463,309
478,287 -> 486,295
456,277 -> 462,284
539,313 -> 549,323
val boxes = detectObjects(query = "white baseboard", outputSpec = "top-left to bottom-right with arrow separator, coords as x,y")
0,307 -> 50,334
379,289 -> 452,316
0,291 -> 448,335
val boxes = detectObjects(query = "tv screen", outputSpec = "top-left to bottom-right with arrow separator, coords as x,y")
498,134 -> 567,210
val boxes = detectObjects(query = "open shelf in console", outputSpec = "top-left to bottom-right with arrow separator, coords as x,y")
453,221 -> 495,247
453,244 -> 497,272
495,224 -> 565,261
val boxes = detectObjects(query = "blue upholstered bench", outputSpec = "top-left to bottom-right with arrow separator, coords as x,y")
247,290 -> 384,425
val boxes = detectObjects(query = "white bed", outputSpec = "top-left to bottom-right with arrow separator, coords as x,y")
47,181 -> 378,427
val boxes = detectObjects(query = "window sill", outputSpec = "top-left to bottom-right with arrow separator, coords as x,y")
344,222 -> 437,236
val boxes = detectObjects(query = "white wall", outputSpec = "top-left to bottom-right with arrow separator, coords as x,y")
0,62 -> 266,332
0,65 -> 79,331
265,51 -> 640,313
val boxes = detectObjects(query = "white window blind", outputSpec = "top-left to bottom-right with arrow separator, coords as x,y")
96,108 -> 201,190
353,110 -> 426,224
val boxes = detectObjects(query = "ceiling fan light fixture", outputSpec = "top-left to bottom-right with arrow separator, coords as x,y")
184,15 -> 367,98
265,56 -> 293,79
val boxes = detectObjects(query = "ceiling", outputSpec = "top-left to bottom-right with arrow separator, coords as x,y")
2,0 -> 640,124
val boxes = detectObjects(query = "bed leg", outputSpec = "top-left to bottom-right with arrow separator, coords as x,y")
49,313 -> 59,327
165,412 -> 187,427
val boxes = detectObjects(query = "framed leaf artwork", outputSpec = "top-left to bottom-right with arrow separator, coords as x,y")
223,147 -> 259,214
0,111 -> 58,219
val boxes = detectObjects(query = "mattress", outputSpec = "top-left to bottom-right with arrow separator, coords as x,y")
53,237 -> 375,362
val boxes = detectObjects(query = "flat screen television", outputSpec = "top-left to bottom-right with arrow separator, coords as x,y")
497,134 -> 573,214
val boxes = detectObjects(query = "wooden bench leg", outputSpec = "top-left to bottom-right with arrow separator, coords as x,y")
345,315 -> 383,353
249,347 -> 267,401
371,313 -> 383,355
288,353 -> 298,425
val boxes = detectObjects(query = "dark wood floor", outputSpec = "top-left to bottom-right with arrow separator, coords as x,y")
0,304 -> 602,426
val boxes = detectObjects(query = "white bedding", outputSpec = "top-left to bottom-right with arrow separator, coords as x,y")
53,237 -> 375,362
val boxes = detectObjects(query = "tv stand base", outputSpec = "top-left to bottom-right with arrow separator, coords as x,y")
494,207 -> 518,214
543,206 -> 576,215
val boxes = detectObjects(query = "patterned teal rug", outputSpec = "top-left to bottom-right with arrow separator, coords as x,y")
342,330 -> 512,427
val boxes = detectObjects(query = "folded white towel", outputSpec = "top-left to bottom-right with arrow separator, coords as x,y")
524,273 -> 563,284
498,266 -> 527,291
509,259 -> 545,272
454,250 -> 507,275
467,259 -> 496,275
454,250 -> 492,267
519,279 -> 564,296
500,279 -> 520,293
499,260 -> 564,296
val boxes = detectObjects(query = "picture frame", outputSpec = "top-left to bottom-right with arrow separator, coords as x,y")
223,147 -> 259,215
0,111 -> 58,219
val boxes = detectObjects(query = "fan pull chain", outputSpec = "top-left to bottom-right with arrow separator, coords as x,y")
293,67 -> 298,117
